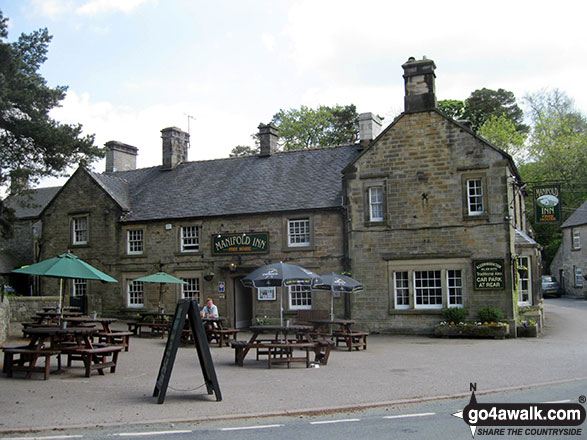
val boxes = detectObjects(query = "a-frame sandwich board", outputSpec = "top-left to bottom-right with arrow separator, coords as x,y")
153,299 -> 222,404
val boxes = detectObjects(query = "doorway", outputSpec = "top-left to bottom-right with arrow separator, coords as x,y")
234,277 -> 253,328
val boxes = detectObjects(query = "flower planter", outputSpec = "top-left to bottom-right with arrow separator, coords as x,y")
516,325 -> 538,337
434,323 -> 509,339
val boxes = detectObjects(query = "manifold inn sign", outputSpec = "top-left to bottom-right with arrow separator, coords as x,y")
213,232 -> 269,255
474,260 -> 505,290
534,184 -> 561,224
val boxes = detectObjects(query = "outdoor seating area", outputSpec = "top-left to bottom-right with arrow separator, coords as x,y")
127,312 -> 173,338
2,310 -> 132,380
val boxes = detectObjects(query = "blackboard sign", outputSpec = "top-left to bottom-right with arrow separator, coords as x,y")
153,299 -> 222,404
473,259 -> 505,290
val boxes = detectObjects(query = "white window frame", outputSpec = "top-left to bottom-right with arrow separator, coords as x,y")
181,277 -> 200,301
369,187 -> 384,222
575,267 -> 583,288
447,270 -> 463,307
414,270 -> 443,309
72,216 -> 88,245
127,280 -> 144,308
72,278 -> 87,297
288,218 -> 311,247
517,256 -> 531,305
467,179 -> 484,216
572,229 -> 581,250
288,285 -> 312,310
180,226 -> 200,252
127,229 -> 144,255
393,271 -> 410,309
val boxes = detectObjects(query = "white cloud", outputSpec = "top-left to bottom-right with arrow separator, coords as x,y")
75,0 -> 156,16
28,0 -> 75,20
44,89 -> 260,186
262,33 -> 277,52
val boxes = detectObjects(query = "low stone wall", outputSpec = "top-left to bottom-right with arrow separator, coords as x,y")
7,296 -> 61,337
0,296 -> 9,344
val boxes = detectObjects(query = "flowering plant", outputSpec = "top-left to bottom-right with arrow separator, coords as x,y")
519,320 -> 536,328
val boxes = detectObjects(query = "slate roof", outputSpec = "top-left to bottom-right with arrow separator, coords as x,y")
91,145 -> 362,222
561,199 -> 587,228
3,186 -> 61,219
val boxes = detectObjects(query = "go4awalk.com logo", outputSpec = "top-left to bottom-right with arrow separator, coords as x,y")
452,384 -> 586,438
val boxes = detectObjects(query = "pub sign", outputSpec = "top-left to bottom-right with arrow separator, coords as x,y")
212,232 -> 269,255
473,259 -> 505,290
534,184 -> 561,224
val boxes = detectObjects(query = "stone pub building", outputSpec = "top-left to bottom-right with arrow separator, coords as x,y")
33,57 -> 541,334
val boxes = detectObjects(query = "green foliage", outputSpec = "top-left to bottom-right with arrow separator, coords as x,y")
478,115 -> 527,160
437,99 -> 466,120
0,10 -> 102,193
477,306 -> 504,323
438,88 -> 527,135
229,145 -> 259,157
271,104 -> 359,150
442,307 -> 468,323
519,89 -> 587,267
465,88 -> 528,134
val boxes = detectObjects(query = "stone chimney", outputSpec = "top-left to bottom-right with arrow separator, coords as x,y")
161,127 -> 189,170
9,170 -> 29,195
402,56 -> 437,113
105,141 -> 138,173
258,123 -> 278,157
359,112 -> 383,146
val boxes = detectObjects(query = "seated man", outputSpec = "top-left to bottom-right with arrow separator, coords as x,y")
201,298 -> 218,318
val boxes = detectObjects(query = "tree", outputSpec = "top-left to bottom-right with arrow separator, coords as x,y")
271,104 -> 359,150
519,89 -> 587,267
465,88 -> 528,133
438,88 -> 527,134
437,99 -> 466,120
478,115 -> 527,160
0,10 -> 102,194
229,145 -> 259,157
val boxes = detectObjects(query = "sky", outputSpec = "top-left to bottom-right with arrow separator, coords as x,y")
2,0 -> 587,189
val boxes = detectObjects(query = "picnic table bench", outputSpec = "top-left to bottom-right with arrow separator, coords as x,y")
2,347 -> 61,380
78,346 -> 123,377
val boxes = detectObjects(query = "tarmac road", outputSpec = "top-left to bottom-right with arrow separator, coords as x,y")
0,298 -> 585,434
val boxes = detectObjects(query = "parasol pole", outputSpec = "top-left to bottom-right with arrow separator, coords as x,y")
331,293 -> 334,321
280,286 -> 283,326
59,278 -> 64,324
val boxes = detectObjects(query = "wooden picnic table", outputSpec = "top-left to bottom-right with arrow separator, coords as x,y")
42,306 -> 81,312
307,319 -> 367,351
15,326 -> 122,378
232,324 -> 330,368
202,317 -> 239,347
306,319 -> 356,335
127,312 -> 174,338
34,310 -> 83,324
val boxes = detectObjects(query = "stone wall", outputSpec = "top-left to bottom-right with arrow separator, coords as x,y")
6,295 -> 60,338
345,111 -> 520,333
0,296 -> 9,344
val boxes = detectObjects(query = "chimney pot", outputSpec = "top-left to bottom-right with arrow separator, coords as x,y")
402,56 -> 437,113
258,123 -> 279,157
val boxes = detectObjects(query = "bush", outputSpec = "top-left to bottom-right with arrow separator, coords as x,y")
443,307 -> 468,323
477,306 -> 504,323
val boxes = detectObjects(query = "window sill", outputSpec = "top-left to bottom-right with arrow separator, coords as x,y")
389,309 -> 443,315
174,251 -> 203,257
462,214 -> 489,221
283,245 -> 314,252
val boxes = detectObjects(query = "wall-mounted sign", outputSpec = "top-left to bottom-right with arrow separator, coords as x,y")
534,184 -> 561,224
218,281 -> 225,293
212,232 -> 269,255
473,259 -> 505,290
